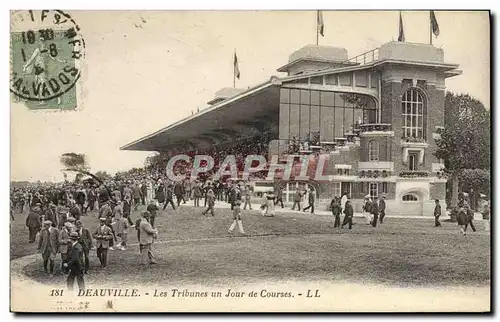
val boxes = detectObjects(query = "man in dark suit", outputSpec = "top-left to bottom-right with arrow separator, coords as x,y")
92,218 -> 113,268
174,181 -> 184,207
64,232 -> 85,291
434,199 -> 442,227
341,200 -> 354,229
26,204 -> 42,243
38,220 -> 59,274
371,197 -> 379,227
75,220 -> 93,274
303,189 -> 315,214
331,197 -> 341,228
274,186 -> 284,208
379,195 -> 386,224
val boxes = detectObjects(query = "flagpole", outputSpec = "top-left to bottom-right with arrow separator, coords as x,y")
316,11 -> 319,45
233,49 -> 236,88
429,11 -> 433,45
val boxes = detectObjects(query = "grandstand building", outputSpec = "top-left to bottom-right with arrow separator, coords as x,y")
122,41 -> 461,216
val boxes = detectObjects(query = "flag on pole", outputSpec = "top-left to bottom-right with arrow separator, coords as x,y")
398,11 -> 405,42
234,52 -> 240,79
430,11 -> 440,37
317,10 -> 324,37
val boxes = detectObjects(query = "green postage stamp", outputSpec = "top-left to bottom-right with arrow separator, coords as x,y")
10,10 -> 85,110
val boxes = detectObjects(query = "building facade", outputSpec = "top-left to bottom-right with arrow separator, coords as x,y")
122,41 -> 461,216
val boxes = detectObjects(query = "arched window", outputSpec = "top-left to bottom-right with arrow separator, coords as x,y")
368,140 -> 379,161
402,88 -> 425,139
402,194 -> 418,201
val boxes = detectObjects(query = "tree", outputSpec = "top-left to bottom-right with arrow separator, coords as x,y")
60,152 -> 104,185
434,92 -> 490,210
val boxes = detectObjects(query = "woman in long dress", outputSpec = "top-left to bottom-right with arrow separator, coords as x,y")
260,192 -> 268,216
146,179 -> 153,204
265,191 -> 276,217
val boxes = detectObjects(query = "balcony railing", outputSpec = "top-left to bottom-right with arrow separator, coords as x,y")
401,136 -> 427,144
359,123 -> 392,132
399,170 -> 429,178
359,169 -> 391,178
340,48 -> 380,67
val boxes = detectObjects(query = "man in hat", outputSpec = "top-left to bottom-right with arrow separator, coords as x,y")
45,202 -> 58,227
93,218 -> 113,268
303,188 -> 316,214
341,200 -> 354,229
192,181 -> 202,207
243,185 -> 253,210
202,188 -> 216,216
75,220 -> 93,274
274,185 -> 284,209
174,181 -> 184,207
291,189 -> 302,211
63,232 -> 85,291
163,184 -> 176,211
139,211 -> 158,266
99,200 -> 112,220
378,195 -> 387,224
38,220 -> 59,274
59,222 -> 73,271
331,196 -> 342,228
228,200 -> 245,234
26,203 -> 42,243
67,216 -> 77,226
433,199 -> 442,227
113,200 -> 124,220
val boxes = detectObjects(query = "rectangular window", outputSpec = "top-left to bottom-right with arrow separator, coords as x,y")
344,169 -> 350,176
355,71 -> 368,87
381,182 -> 388,194
369,183 -> 378,198
332,182 -> 341,198
310,76 -> 323,85
341,182 -> 352,198
339,73 -> 352,86
409,152 -> 419,171
325,74 -> 338,85
337,169 -> 343,175
371,72 -> 379,89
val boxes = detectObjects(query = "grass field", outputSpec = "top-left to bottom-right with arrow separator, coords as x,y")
11,203 -> 491,288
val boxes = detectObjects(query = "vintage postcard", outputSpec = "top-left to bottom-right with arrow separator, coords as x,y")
10,10 -> 491,312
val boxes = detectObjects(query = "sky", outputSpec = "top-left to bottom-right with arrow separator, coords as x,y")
10,10 -> 490,182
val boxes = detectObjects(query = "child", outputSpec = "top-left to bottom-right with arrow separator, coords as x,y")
228,200 -> 245,234
434,199 -> 442,227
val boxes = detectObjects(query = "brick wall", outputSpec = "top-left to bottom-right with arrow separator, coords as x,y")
425,85 -> 445,170
381,80 -> 405,174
